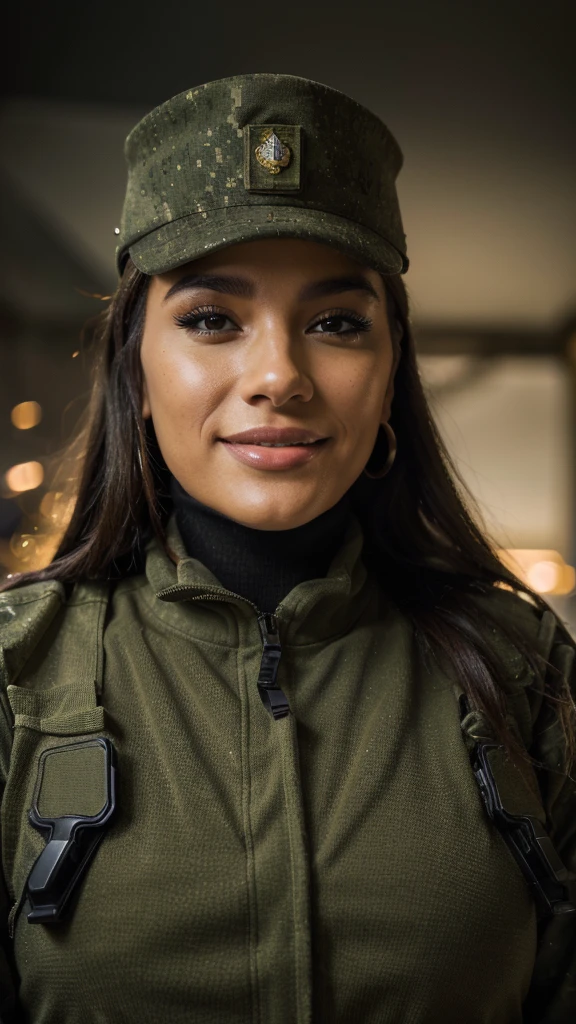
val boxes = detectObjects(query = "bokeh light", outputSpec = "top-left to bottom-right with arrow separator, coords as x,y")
526,560 -> 561,594
5,461 -> 44,493
10,400 -> 42,430
498,549 -> 576,596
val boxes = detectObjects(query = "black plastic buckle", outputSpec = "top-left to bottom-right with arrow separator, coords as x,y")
472,742 -> 574,920
26,736 -> 116,925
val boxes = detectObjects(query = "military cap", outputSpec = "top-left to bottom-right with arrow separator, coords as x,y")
116,73 -> 408,277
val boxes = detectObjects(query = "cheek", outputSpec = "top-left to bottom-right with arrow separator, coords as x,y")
313,348 -> 392,435
141,338 -> 231,438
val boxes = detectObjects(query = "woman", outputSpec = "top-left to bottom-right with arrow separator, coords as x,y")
0,73 -> 575,1024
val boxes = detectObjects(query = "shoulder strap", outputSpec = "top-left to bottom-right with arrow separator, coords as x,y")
1,581 -> 110,740
456,679 -> 575,922
0,581 -> 65,778
459,690 -> 574,921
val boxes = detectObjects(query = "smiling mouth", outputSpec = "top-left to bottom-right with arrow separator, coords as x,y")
218,430 -> 329,470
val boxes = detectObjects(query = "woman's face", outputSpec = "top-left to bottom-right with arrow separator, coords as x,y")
140,238 -> 398,529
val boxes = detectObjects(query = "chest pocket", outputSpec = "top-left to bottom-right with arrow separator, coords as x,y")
0,582 -> 115,936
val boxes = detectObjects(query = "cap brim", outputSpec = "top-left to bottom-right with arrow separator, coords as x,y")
126,204 -> 407,277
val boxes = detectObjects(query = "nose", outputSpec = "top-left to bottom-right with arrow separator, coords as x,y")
239,319 -> 314,408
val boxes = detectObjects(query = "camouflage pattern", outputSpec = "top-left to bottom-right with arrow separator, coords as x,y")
116,74 -> 409,277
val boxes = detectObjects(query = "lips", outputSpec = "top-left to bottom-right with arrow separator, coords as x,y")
218,426 -> 329,471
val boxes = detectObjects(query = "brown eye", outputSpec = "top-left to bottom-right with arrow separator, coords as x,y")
202,314 -> 229,331
319,317 -> 345,333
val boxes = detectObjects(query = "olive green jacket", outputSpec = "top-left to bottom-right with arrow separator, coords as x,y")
1,518 -> 575,1023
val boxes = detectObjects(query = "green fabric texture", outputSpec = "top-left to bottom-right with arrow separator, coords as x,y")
0,520 -> 575,1023
35,744 -> 107,819
116,74 -> 408,278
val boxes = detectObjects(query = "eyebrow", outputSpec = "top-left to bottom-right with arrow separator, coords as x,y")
162,274 -> 255,302
162,272 -> 380,304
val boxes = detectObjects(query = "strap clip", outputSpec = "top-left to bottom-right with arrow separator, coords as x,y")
471,741 -> 575,920
26,736 -> 116,925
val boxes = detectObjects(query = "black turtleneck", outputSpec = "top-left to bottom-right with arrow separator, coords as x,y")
170,477 -> 352,613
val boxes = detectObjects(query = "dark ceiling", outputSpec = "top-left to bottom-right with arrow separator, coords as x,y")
6,0 -> 575,116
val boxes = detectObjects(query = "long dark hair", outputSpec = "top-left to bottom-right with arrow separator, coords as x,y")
4,257 -> 575,771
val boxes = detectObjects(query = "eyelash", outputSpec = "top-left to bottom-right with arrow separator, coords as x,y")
173,305 -> 228,335
309,309 -> 373,336
172,305 -> 373,337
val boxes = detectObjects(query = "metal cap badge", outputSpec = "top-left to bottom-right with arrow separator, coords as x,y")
116,73 -> 408,277
255,131 -> 291,173
244,124 -> 302,192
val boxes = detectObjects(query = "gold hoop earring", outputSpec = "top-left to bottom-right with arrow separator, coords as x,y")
363,422 -> 397,480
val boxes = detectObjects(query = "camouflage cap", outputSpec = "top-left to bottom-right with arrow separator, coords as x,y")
116,73 -> 408,277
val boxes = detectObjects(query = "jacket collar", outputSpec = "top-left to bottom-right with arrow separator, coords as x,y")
144,514 -> 375,645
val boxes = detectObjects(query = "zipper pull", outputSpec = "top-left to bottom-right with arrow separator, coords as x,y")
257,613 -> 290,720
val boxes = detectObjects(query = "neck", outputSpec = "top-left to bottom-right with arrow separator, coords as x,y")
170,478 -> 352,613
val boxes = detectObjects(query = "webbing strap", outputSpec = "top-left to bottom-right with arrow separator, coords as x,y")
4,582 -> 110,731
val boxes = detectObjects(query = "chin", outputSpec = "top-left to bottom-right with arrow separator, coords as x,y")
218,489 -> 329,532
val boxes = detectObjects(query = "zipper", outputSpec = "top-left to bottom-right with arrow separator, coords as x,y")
256,613 -> 290,720
156,586 -> 290,720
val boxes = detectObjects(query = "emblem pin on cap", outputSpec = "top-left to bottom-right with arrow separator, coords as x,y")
255,131 -> 291,174
244,124 -> 302,193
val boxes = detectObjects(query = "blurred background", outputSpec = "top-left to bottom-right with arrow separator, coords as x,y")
1,0 -> 575,628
